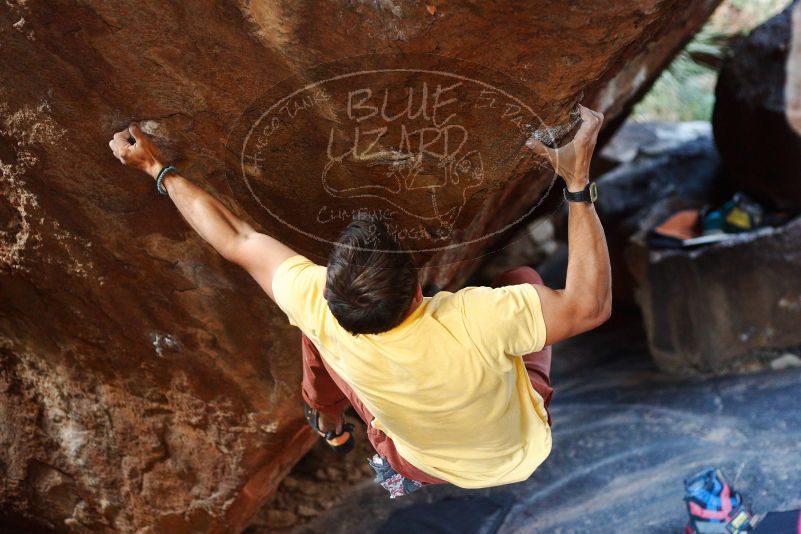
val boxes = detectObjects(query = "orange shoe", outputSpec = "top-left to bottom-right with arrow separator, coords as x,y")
303,403 -> 355,454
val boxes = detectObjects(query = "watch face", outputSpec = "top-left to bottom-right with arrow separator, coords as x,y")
589,182 -> 598,202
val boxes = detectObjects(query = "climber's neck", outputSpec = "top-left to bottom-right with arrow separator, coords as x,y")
404,284 -> 424,317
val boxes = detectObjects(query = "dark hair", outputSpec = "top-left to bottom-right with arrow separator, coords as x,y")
325,220 -> 417,335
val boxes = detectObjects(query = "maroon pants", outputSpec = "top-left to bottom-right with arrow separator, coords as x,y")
300,266 -> 554,485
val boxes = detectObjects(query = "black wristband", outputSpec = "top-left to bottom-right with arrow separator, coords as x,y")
563,182 -> 597,203
156,165 -> 178,196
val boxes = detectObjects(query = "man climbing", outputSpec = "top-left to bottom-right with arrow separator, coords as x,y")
109,104 -> 611,496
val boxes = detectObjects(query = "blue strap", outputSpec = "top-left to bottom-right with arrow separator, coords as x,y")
156,165 -> 178,195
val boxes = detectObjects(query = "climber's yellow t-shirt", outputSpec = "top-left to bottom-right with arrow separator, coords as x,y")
272,255 -> 552,489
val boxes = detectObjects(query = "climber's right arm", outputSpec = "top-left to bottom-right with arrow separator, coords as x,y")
109,123 -> 297,302
156,172 -> 297,301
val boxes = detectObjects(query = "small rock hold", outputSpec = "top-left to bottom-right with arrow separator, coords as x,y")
149,332 -> 179,358
324,466 -> 342,480
770,353 -> 801,370
296,504 -> 318,518
297,479 -> 319,496
281,476 -> 299,490
260,421 -> 279,433
144,390 -> 168,404
13,18 -> 25,31
266,509 -> 297,529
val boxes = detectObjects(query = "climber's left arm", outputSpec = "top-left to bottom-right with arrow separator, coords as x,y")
108,123 -> 297,302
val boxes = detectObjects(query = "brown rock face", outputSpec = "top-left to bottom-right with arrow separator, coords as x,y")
0,1 -> 719,532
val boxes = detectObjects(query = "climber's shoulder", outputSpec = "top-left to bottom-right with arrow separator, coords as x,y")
270,254 -> 327,329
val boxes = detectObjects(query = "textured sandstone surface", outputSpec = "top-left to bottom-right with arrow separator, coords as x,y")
0,1 -> 719,532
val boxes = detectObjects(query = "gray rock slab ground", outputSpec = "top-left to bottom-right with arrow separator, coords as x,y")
298,306 -> 801,533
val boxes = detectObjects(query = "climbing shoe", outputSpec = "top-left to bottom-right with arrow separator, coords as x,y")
303,403 -> 355,454
684,468 -> 753,533
701,193 -> 764,235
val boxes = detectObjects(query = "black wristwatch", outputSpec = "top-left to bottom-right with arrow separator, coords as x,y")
563,182 -> 598,204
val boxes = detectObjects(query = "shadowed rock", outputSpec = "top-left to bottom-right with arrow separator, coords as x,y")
628,216 -> 801,374
714,3 -> 801,210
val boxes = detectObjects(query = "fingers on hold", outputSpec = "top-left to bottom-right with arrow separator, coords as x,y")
108,139 -> 121,158
526,137 -> 551,157
578,105 -> 603,125
109,132 -> 133,162
113,130 -> 129,144
129,122 -> 143,141
575,123 -> 593,140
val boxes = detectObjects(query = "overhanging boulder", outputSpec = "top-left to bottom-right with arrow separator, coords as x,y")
0,1 -> 721,531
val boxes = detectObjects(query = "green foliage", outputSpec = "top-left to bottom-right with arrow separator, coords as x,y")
631,0 -> 789,122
